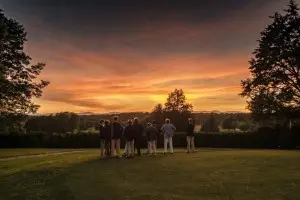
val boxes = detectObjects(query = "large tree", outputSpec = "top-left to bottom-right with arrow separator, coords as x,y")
0,9 -> 49,115
164,89 -> 193,113
164,89 -> 193,131
150,89 -> 193,131
241,0 -> 300,120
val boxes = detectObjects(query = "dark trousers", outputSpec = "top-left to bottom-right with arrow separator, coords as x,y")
105,140 -> 111,156
134,138 -> 142,155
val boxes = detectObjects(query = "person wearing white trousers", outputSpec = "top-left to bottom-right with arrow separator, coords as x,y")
161,118 -> 176,154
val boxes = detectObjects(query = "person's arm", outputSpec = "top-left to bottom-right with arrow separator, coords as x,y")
172,124 -> 176,131
161,124 -> 165,132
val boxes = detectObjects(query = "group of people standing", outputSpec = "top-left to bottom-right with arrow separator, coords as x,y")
98,116 -> 196,158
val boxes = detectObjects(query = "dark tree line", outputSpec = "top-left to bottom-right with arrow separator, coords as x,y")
25,112 -> 79,134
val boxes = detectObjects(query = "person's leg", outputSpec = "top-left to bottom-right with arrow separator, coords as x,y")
124,143 -> 128,156
186,136 -> 191,153
111,139 -> 115,157
148,141 -> 152,155
100,140 -> 105,156
136,139 -> 141,156
152,141 -> 156,156
131,141 -> 135,157
191,136 -> 195,152
169,137 -> 173,153
116,139 -> 121,156
147,141 -> 150,155
126,141 -> 130,157
164,137 -> 168,153
105,140 -> 110,156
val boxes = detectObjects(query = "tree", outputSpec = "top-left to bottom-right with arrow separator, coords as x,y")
164,89 -> 193,113
239,122 -> 251,133
163,89 -> 193,131
222,117 -> 238,131
200,113 -> 220,132
0,9 -> 49,115
150,104 -> 164,125
241,0 -> 300,120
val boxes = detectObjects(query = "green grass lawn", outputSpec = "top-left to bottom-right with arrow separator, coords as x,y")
0,149 -> 300,200
0,148 -> 82,159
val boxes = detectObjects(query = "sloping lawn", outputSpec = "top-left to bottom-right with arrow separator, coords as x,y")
0,149 -> 299,200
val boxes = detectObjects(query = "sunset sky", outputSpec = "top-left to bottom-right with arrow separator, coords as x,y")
1,0 -> 297,113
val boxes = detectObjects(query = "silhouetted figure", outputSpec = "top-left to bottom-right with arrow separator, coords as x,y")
111,116 -> 123,157
97,119 -> 105,156
133,117 -> 144,156
186,118 -> 195,153
145,122 -> 158,156
152,120 -> 161,148
123,119 -> 135,158
102,120 -> 112,156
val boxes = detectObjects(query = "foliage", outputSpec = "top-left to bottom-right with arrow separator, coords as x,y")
1,129 -> 300,149
0,9 -> 49,115
238,122 -> 251,132
150,89 -> 193,131
241,0 -> 300,120
201,113 -> 220,132
222,117 -> 238,130
25,112 -> 79,134
150,104 -> 164,125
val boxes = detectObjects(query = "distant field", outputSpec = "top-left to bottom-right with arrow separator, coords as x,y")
0,148 -> 81,159
0,149 -> 300,200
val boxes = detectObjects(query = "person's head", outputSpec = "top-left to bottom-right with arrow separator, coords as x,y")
100,119 -> 104,124
188,118 -> 193,124
165,118 -> 170,124
104,120 -> 110,126
134,117 -> 139,124
147,122 -> 152,127
152,120 -> 156,126
128,119 -> 133,125
113,116 -> 118,122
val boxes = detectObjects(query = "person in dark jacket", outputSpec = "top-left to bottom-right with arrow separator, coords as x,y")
152,121 -> 161,148
123,119 -> 135,158
186,118 -> 195,153
145,122 -> 158,156
133,117 -> 144,156
111,116 -> 123,157
97,119 -> 105,156
102,120 -> 112,156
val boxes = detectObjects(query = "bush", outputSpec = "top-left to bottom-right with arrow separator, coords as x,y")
1,130 -> 299,149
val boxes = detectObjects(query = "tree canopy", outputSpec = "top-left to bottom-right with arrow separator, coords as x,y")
222,117 -> 238,130
200,113 -> 220,132
241,0 -> 300,120
0,9 -> 49,115
150,89 -> 193,131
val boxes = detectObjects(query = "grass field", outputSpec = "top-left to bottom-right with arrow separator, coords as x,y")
0,149 -> 300,200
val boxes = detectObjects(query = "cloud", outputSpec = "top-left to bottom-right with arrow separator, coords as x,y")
2,0 -> 293,113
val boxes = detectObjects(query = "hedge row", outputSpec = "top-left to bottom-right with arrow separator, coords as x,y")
1,127 -> 299,149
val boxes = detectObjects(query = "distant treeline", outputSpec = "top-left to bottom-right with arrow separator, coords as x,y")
0,112 -> 252,135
